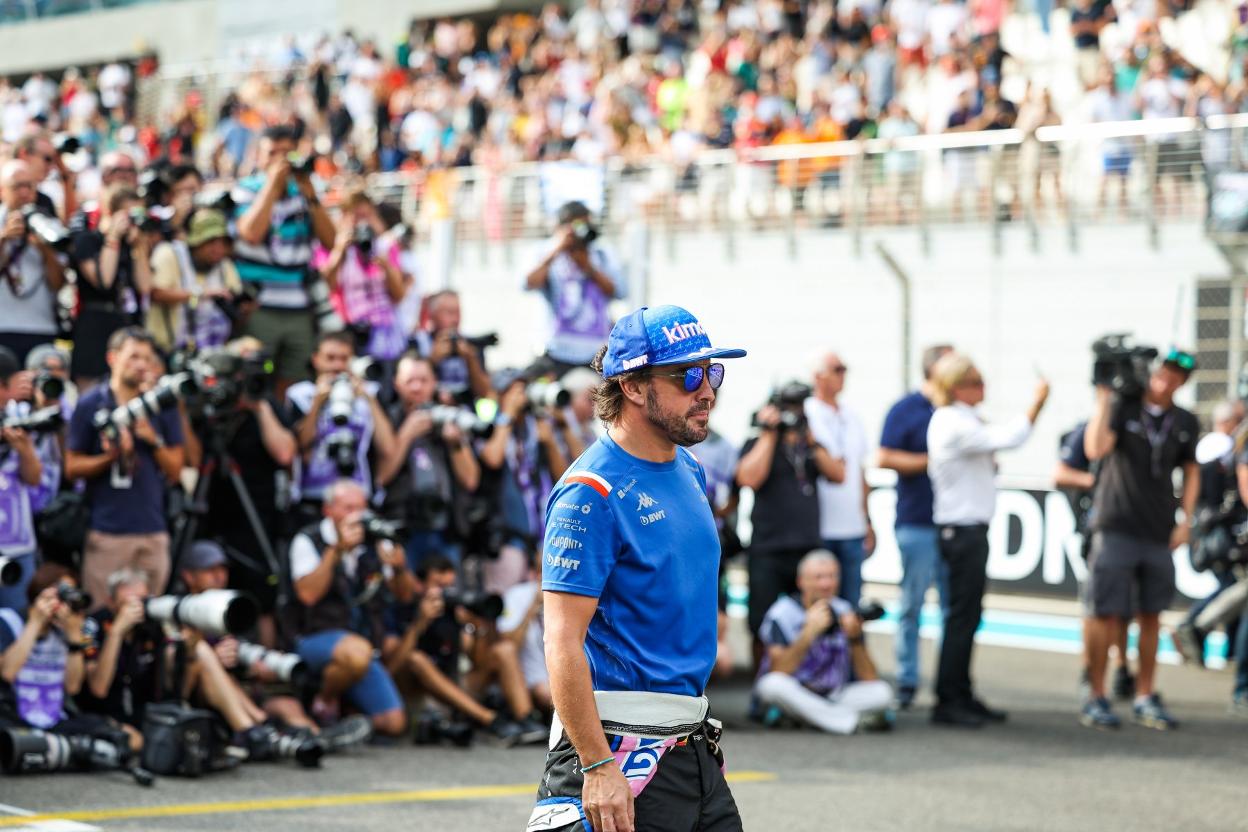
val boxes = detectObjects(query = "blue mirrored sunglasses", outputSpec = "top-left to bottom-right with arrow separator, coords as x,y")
650,363 -> 725,392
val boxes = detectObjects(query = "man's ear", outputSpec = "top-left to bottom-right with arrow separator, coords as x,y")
619,375 -> 647,407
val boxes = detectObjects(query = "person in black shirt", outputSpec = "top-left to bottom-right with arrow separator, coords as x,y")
735,395 -> 844,642
78,568 -> 162,738
69,186 -> 153,388
1082,350 -> 1199,730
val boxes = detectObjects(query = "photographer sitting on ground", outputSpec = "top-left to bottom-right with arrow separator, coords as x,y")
754,550 -> 892,734
287,331 -> 396,522
376,353 -> 480,572
288,479 -> 416,738
147,207 -> 251,354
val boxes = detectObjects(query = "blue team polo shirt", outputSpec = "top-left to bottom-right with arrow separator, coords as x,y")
879,390 -> 936,527
541,434 -> 719,697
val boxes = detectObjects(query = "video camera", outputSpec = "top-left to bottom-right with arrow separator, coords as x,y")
2,405 -> 63,438
1092,334 -> 1158,399
751,381 -> 812,431
443,589 -> 504,620
19,205 -> 70,252
145,590 -> 259,638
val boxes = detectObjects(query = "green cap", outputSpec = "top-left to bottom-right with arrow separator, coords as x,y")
1163,348 -> 1196,375
187,209 -> 229,248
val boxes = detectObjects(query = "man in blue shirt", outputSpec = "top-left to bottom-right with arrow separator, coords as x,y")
877,344 -> 951,710
530,305 -> 745,832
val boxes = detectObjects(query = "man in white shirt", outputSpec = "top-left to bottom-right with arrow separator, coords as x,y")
926,353 -> 1048,727
805,353 -> 873,606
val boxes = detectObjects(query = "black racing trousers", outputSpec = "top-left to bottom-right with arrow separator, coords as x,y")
934,524 -> 990,708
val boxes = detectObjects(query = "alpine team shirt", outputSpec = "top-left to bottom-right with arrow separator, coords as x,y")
542,434 -> 720,697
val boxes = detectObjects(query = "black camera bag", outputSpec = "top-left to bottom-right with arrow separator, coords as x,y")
140,702 -> 221,777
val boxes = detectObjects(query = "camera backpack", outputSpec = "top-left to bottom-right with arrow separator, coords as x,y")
141,702 -> 232,777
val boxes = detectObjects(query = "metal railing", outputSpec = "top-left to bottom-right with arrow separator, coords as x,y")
365,114 -> 1248,260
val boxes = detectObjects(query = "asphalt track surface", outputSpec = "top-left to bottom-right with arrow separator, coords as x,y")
1,633 -> 1245,832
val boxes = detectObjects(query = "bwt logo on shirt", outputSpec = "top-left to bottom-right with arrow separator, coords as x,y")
639,510 -> 666,526
636,493 -> 657,511
660,320 -> 705,345
546,552 -> 581,570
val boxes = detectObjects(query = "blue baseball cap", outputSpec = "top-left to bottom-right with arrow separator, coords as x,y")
600,305 -> 746,378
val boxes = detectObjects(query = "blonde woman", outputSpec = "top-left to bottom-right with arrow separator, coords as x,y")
926,353 -> 1048,728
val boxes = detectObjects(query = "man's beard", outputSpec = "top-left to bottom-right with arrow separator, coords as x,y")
645,386 -> 709,447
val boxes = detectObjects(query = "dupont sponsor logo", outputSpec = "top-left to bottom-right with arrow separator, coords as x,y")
639,509 -> 667,526
548,535 -> 583,550
545,552 -> 581,571
636,493 -> 657,511
621,354 -> 649,370
660,320 -> 706,345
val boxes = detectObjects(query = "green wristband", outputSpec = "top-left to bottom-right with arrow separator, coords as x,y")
581,755 -> 616,774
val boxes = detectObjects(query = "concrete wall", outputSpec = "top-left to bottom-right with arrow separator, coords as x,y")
439,220 -> 1222,482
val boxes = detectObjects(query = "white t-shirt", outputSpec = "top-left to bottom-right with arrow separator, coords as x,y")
0,206 -> 60,336
927,1 -> 967,56
804,397 -> 869,540
98,62 -> 131,110
289,517 -> 395,582
496,581 -> 547,687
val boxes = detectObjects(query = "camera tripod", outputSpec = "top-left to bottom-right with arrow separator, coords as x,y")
168,414 -> 283,603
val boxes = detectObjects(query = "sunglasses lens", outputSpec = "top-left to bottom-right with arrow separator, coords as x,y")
707,363 -> 725,390
683,367 -> 704,392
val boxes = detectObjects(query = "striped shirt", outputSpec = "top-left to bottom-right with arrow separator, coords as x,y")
231,176 -> 314,310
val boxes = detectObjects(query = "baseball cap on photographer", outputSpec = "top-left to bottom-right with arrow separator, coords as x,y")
600,305 -> 746,378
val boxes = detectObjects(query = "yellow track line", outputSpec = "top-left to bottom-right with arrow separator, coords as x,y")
0,771 -> 776,826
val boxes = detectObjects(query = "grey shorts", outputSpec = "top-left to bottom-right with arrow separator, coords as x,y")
1086,530 -> 1175,618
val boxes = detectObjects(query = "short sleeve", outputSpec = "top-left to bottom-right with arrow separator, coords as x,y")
541,481 -> 620,597
0,609 -> 22,648
758,602 -> 793,647
879,401 -> 908,450
157,406 -> 184,447
150,243 -> 181,292
289,533 -> 322,582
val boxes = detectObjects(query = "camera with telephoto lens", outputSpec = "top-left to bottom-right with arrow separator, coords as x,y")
3,405 -> 63,438
194,187 -> 236,216
287,153 -> 317,176
210,282 -> 259,326
359,511 -> 406,545
569,218 -> 599,248
19,205 -> 70,252
327,374 -> 356,426
0,726 -> 152,784
145,590 -> 259,637
128,206 -> 163,234
751,381 -> 812,431
823,599 -> 886,636
52,134 -> 80,156
426,404 -> 494,439
1092,334 -> 1158,399
443,589 -> 504,620
93,372 -> 196,440
56,582 -> 92,613
234,641 -> 318,689
527,380 -> 570,412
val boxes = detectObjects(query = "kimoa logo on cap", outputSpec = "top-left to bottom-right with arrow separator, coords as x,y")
661,320 -> 706,345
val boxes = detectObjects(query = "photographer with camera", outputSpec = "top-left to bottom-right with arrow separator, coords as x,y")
412,289 -> 493,403
0,345 -> 46,610
523,201 -> 625,378
376,353 -> 480,571
1079,346 -> 1199,722
0,160 -> 67,365
1081,347 -> 1199,730
288,479 -> 415,738
232,124 -> 335,399
0,564 -> 146,774
13,132 -> 77,223
314,189 -> 407,361
148,197 -> 253,354
69,187 -> 154,388
754,550 -> 892,734
287,331 -> 396,518
66,328 -> 185,608
927,352 -> 1048,728
736,383 -> 844,643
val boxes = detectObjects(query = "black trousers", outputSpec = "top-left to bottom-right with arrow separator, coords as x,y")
934,524 -> 990,708
746,547 -> 809,635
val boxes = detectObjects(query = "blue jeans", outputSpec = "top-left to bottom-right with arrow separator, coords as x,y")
823,537 -> 866,607
894,525 -> 950,691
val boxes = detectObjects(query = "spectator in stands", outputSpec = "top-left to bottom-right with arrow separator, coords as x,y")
754,550 -> 893,734
232,124 -> 335,398
1082,349 -> 1198,731
736,389 -> 842,645
69,186 -> 152,388
287,331 -> 396,521
1070,0 -> 1111,87
804,353 -> 873,606
147,208 -> 248,354
0,160 -> 66,365
0,345 -> 44,611
376,353 -> 480,571
288,479 -> 415,737
314,189 -> 407,361
927,352 -> 1048,727
1087,68 -> 1135,212
66,327 -> 184,607
877,344 -> 952,710
523,201 -> 625,378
